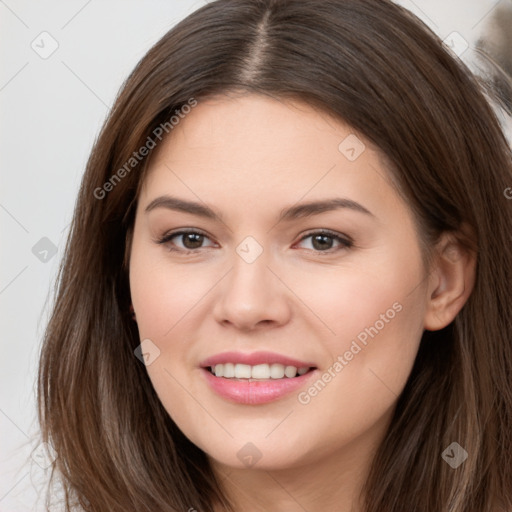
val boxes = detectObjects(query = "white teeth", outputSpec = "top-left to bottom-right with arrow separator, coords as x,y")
251,364 -> 270,379
284,365 -> 297,378
211,363 -> 311,379
223,362 -> 235,378
235,364 -> 252,379
270,363 -> 285,379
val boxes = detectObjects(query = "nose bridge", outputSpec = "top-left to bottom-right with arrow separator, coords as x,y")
228,236 -> 273,303
212,235 -> 291,328
231,239 -> 270,291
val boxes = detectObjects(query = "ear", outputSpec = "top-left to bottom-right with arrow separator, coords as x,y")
423,231 -> 477,331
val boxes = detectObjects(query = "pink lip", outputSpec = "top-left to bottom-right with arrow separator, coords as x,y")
199,351 -> 318,405
201,367 -> 319,405
200,351 -> 316,368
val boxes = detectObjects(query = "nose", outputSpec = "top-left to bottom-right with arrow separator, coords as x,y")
212,246 -> 292,331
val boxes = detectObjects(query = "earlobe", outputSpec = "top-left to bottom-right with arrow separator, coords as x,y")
423,233 -> 476,331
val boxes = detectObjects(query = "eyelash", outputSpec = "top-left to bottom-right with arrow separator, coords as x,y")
155,229 -> 354,255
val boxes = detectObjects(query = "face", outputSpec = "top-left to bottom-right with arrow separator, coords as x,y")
129,93 -> 430,472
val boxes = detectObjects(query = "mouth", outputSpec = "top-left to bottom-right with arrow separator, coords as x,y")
206,362 -> 315,380
199,352 -> 319,405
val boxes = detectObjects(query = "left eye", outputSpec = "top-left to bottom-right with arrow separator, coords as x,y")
295,231 -> 353,252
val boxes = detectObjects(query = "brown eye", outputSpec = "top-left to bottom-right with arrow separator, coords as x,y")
311,234 -> 334,251
297,231 -> 353,253
180,233 -> 205,249
156,230 -> 216,252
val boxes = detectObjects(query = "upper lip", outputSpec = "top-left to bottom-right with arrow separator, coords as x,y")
200,351 -> 316,368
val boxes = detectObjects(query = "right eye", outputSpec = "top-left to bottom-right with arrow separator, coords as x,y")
156,229 -> 218,253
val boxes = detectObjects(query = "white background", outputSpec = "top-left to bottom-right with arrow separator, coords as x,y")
0,0 -> 509,510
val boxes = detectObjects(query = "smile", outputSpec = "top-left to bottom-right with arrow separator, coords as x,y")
200,351 -> 318,405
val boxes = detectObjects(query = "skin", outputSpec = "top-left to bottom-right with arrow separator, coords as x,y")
128,93 -> 476,512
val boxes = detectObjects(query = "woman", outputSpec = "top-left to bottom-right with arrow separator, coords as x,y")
37,0 -> 512,510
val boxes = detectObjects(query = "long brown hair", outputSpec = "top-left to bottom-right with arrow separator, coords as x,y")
37,0 -> 512,510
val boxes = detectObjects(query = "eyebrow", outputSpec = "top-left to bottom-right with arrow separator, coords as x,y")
144,195 -> 375,221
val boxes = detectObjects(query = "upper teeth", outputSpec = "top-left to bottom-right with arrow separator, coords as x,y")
211,363 -> 310,379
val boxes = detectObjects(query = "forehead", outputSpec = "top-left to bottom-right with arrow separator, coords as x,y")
151,93 -> 375,166
139,94 -> 402,221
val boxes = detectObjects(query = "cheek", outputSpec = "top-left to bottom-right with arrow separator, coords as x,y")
129,247 -> 211,444
301,291 -> 423,439
294,253 -> 426,431
291,239 -> 426,388
129,241 -> 215,341
284,241 -> 425,352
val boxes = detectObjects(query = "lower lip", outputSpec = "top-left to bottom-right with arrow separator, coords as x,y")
201,368 -> 318,405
